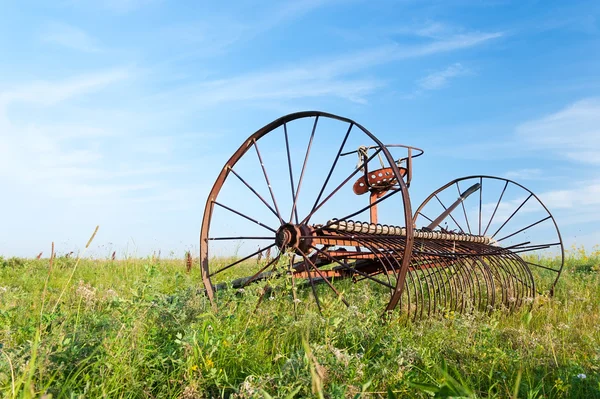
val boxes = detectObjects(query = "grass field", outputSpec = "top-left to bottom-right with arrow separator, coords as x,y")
0,246 -> 599,398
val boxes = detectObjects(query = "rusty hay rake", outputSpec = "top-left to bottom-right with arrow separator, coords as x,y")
200,111 -> 563,318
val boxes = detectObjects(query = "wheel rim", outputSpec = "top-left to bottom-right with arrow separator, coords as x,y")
200,111 -> 414,314
413,176 -> 564,300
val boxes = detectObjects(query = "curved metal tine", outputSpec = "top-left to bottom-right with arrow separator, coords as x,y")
486,252 -> 520,310
361,237 -> 399,293
456,182 -> 473,234
491,194 -> 533,239
209,243 -> 277,277
480,257 -> 497,312
283,123 -> 299,224
501,253 -> 533,310
319,187 -> 402,231
252,139 -> 284,225
507,252 -> 536,305
308,245 -> 396,290
301,147 -> 383,225
496,216 -> 552,243
227,167 -> 281,220
412,251 -> 434,317
486,256 -> 510,307
433,194 -> 465,233
299,251 -> 350,307
495,251 -> 535,308
213,201 -> 277,233
483,180 -> 509,236
414,240 -> 456,313
413,248 -> 446,315
307,122 -> 353,223
290,116 -> 319,223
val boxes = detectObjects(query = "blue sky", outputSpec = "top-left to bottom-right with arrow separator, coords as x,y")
0,0 -> 599,258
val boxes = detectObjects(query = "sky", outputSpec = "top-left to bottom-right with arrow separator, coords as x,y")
0,0 -> 599,258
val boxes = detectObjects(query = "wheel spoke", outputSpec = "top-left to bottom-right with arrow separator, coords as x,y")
299,250 -> 350,307
228,167 -> 280,220
208,236 -> 274,241
319,188 -> 402,231
209,243 -> 277,277
252,139 -> 284,225
483,180 -> 508,236
283,122 -> 299,224
434,194 -> 465,233
525,261 -> 561,273
213,201 -> 277,233
308,122 -> 353,222
290,116 -> 319,223
241,254 -> 282,288
417,212 -> 434,224
301,147 -> 383,225
491,194 -> 533,239
456,182 -> 472,234
496,216 -> 552,242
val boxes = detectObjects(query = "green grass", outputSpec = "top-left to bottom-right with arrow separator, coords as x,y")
0,246 -> 599,398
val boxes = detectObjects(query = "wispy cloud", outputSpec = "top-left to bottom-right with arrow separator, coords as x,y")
0,68 -> 131,107
42,22 -> 101,52
0,67 -> 181,205
418,63 -> 469,90
159,30 -> 502,107
516,98 -> 600,164
503,168 -> 544,180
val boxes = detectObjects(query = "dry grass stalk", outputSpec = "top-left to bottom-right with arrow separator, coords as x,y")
36,252 -> 43,259
185,251 -> 193,273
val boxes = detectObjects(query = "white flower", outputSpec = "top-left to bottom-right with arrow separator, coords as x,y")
268,296 -> 275,301
237,288 -> 245,294
293,298 -> 302,304
577,373 -> 587,379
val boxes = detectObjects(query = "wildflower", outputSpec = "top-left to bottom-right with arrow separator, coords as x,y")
293,298 -> 301,304
577,373 -> 586,379
0,286 -> 7,293
268,296 -> 275,301
237,288 -> 245,294
76,280 -> 97,305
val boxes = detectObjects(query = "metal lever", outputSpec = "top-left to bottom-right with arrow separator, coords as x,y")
426,183 -> 481,230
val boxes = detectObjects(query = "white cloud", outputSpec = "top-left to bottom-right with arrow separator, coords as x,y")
503,168 -> 544,180
160,31 -> 502,107
418,63 -> 469,90
42,22 -> 101,52
0,68 -> 131,107
516,98 -> 600,164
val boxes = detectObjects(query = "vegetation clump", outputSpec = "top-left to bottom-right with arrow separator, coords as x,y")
0,246 -> 599,398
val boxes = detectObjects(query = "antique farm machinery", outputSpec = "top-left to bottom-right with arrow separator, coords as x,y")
200,111 -> 563,318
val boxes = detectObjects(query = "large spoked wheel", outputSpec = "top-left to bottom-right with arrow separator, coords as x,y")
200,111 -> 414,314
413,176 -> 564,298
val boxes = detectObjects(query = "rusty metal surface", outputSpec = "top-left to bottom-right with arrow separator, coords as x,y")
200,111 -> 564,319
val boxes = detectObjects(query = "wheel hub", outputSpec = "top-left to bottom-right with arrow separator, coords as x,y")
275,223 -> 313,253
